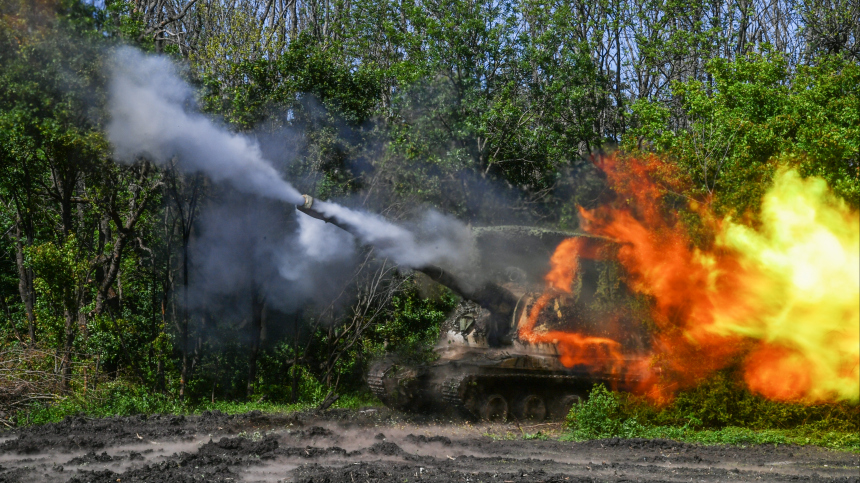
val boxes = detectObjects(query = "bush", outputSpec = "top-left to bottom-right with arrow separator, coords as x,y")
565,384 -> 650,439
659,372 -> 860,432
563,382 -> 860,450
22,381 -> 184,425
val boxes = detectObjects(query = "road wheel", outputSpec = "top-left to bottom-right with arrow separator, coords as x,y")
514,395 -> 547,421
549,394 -> 582,420
480,394 -> 508,422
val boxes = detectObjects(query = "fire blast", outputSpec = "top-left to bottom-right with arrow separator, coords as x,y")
525,155 -> 859,404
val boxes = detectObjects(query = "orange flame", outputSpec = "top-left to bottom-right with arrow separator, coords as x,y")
525,153 -> 860,403
743,345 -> 812,401
518,238 -> 639,385
577,155 -> 748,399
544,238 -> 584,292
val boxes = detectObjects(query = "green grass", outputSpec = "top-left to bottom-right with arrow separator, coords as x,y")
18,381 -> 382,426
561,384 -> 860,451
560,422 -> 860,450
193,391 -> 382,415
22,382 -> 185,425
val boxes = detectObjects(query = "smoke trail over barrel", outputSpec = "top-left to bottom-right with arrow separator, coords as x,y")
106,47 -> 304,205
310,199 -> 473,270
105,47 -> 473,283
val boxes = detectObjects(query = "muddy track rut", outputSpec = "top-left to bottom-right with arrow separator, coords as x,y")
0,408 -> 856,482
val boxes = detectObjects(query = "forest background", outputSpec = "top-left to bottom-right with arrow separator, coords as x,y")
0,0 -> 857,437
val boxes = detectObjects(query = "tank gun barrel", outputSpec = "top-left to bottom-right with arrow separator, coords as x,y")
296,195 -> 517,316
297,194 -> 339,224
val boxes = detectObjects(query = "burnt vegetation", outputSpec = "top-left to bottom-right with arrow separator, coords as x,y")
0,0 -> 857,438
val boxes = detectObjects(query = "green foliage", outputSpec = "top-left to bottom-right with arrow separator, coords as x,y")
684,426 -> 860,450
20,380 -> 382,426
380,0 -> 617,219
27,237 -> 88,313
521,431 -> 549,440
24,381 -> 184,425
365,280 -> 457,364
251,357 -> 329,404
631,51 -> 860,214
664,373 -> 860,432
787,57 -> 860,204
565,384 -> 653,439
564,382 -> 860,450
197,32 -> 381,129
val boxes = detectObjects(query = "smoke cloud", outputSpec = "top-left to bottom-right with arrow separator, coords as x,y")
104,47 -> 476,322
106,47 -> 304,205
188,196 -> 357,317
313,200 -> 473,270
275,208 -> 357,288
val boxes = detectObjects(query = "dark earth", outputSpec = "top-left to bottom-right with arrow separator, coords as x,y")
0,408 -> 857,482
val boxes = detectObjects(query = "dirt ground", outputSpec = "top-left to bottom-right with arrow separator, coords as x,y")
0,408 -> 857,482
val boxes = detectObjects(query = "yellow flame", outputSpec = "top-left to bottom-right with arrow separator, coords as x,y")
714,169 -> 860,402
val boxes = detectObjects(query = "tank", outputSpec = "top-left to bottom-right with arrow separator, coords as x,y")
297,196 -> 650,421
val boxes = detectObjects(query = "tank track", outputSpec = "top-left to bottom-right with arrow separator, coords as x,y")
441,375 -> 473,416
438,372 -> 633,418
371,359 -> 638,418
367,360 -> 394,403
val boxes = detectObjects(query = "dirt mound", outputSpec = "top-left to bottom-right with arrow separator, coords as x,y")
281,446 -> 356,458
0,468 -> 31,483
66,436 -> 280,483
68,464 -> 238,483
198,435 -> 280,458
580,437 -> 693,450
128,451 -> 146,461
67,451 -> 117,465
1,432 -> 108,453
405,434 -> 452,446
2,414 -> 212,454
295,426 -> 333,439
0,410 -> 299,455
368,441 -> 405,456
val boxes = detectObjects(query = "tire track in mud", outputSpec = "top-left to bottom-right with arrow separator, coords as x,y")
0,408 -> 857,482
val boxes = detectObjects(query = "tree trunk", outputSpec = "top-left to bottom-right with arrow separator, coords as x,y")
61,307 -> 76,391
13,223 -> 36,343
179,240 -> 190,400
167,170 -> 200,401
246,289 -> 266,399
290,0 -> 298,40
94,233 -> 129,316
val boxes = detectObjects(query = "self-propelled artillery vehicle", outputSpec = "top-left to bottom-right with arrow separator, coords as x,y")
297,195 -> 649,421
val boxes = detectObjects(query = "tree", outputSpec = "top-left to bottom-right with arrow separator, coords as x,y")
628,51 -> 859,213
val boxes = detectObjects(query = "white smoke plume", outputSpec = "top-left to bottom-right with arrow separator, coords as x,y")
275,211 -> 356,284
106,47 -> 304,205
313,200 -> 474,270
105,47 -> 474,294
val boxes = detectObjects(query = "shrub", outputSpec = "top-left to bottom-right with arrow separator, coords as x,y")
563,380 -> 860,450
22,381 -> 183,425
565,384 -> 646,439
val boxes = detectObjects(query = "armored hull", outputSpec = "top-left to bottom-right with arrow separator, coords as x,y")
368,350 -> 644,421
368,288 -> 649,422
